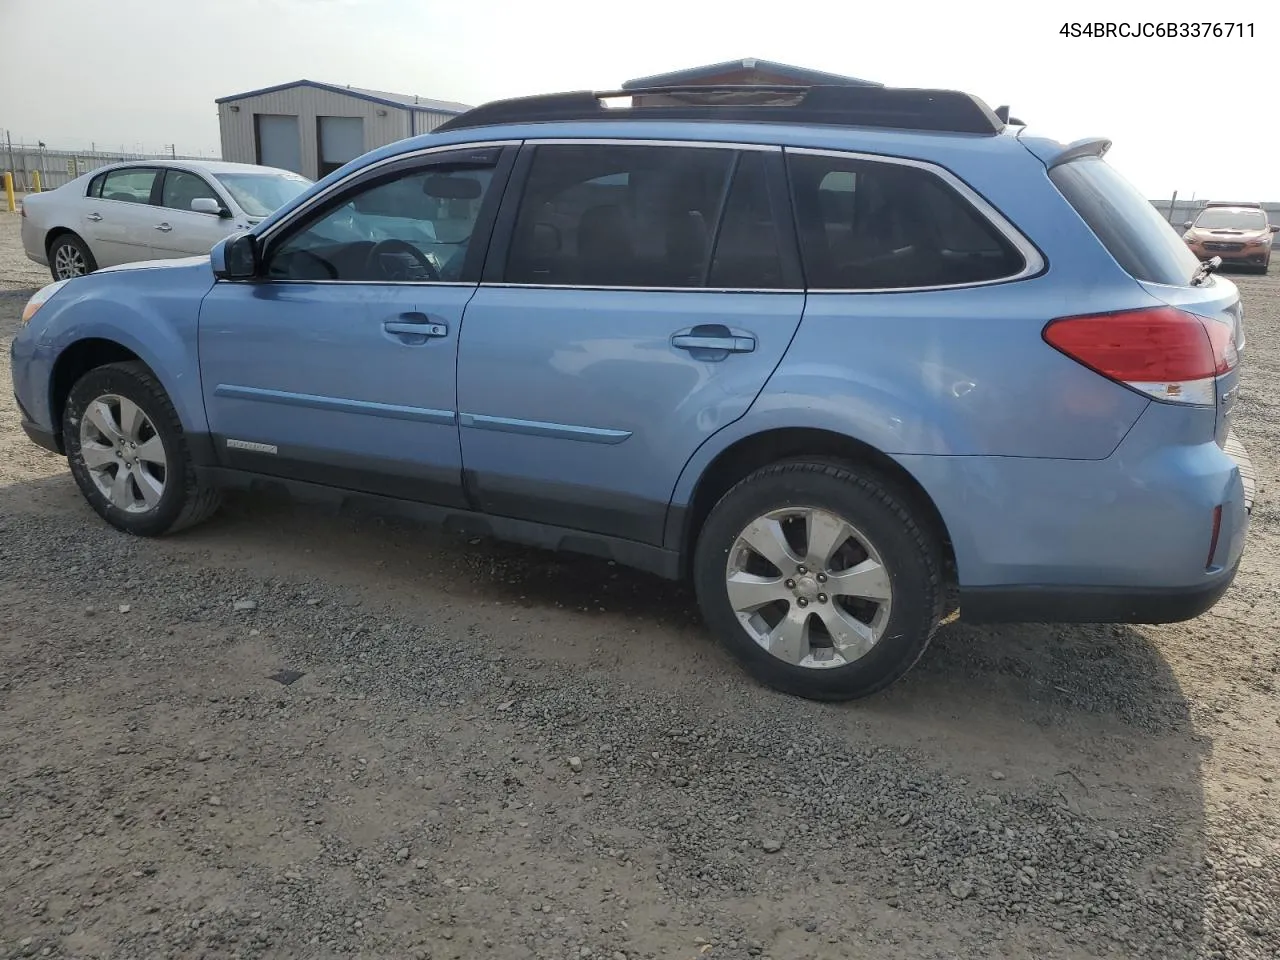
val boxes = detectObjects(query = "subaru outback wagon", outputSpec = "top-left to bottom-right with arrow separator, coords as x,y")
11,85 -> 1253,701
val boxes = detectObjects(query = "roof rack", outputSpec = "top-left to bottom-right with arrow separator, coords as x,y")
433,85 -> 1006,136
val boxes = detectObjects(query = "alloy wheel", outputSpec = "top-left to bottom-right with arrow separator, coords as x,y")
53,243 -> 87,279
79,394 -> 168,513
725,506 -> 893,669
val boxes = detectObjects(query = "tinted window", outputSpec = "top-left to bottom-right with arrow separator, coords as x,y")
87,173 -> 106,198
504,144 -> 735,287
100,168 -> 158,204
161,170 -> 220,211
787,153 -> 1025,289
266,163 -> 496,282
707,152 -> 789,289
1050,157 -> 1201,286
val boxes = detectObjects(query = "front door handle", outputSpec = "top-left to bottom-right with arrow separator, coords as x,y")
675,332 -> 752,358
671,334 -> 756,353
154,222 -> 173,232
86,212 -> 103,222
383,314 -> 448,340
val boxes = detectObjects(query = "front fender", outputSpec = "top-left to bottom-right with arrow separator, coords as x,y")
23,263 -> 213,433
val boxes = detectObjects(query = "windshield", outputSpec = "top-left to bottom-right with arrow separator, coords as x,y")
214,172 -> 312,218
1193,208 -> 1268,231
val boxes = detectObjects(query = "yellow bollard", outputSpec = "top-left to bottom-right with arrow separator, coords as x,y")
3,172 -> 14,213
32,170 -> 41,193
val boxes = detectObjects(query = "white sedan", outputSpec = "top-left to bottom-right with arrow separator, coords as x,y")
20,159 -> 312,281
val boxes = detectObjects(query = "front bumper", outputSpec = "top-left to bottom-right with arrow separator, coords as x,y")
1186,241 -> 1270,265
21,418 -> 61,454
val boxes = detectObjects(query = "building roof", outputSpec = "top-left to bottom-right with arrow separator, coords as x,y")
622,58 -> 881,89
216,79 -> 471,115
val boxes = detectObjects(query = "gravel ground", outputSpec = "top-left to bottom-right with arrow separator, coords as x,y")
1,209 -> 1278,960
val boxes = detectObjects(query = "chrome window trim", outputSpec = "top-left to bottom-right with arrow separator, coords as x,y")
785,145 -> 1046,293
255,139 -> 521,248
482,282 -> 804,294
235,279 -> 479,288
522,137 -> 781,152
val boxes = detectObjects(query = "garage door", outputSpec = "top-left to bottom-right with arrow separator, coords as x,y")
255,114 -> 302,175
318,116 -> 365,178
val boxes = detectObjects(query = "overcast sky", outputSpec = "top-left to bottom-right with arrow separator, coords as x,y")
2,0 -> 1277,200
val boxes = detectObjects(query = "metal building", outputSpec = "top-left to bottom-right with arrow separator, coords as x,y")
215,80 -> 471,181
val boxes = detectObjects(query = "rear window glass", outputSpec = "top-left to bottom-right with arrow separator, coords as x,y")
1050,157 -> 1201,286
787,153 -> 1026,290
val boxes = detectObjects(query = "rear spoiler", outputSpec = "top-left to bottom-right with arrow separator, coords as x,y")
1045,137 -> 1112,170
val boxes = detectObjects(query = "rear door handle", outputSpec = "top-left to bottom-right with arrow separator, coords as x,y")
86,213 -> 103,222
671,334 -> 756,353
383,314 -> 448,339
154,222 -> 172,232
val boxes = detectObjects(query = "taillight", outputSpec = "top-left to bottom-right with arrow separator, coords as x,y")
1043,306 -> 1236,406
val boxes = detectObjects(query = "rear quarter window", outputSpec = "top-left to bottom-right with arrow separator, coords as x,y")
1049,157 -> 1201,286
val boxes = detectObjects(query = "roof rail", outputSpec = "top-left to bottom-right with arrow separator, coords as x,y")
433,85 -> 1006,136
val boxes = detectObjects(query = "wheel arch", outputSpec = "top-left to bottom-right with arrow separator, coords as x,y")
671,426 -> 957,586
48,340 -> 149,449
45,226 -> 83,256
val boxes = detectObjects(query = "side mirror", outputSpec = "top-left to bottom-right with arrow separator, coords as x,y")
1270,224 -> 1279,234
211,232 -> 259,280
1182,220 -> 1194,229
191,197 -> 226,216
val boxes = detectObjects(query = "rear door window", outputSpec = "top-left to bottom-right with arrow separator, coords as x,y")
1049,157 -> 1201,286
502,143 -> 735,288
100,168 -> 159,205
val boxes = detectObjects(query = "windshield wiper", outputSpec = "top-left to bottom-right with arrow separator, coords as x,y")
1191,255 -> 1222,287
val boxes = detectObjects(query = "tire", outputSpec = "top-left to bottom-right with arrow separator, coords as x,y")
693,460 -> 944,701
63,361 -> 221,536
47,231 -> 97,281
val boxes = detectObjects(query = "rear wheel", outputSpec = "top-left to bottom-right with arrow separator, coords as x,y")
64,362 -> 221,536
693,460 -> 944,701
48,232 -> 97,281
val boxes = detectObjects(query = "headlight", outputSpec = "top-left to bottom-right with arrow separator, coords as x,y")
1248,236 -> 1271,246
20,279 -> 71,326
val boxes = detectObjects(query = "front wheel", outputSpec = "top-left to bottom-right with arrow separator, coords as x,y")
693,460 -> 944,701
64,361 -> 221,536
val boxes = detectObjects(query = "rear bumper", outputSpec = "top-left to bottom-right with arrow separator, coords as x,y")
897,405 -> 1252,625
20,216 -> 48,266
960,563 -> 1238,624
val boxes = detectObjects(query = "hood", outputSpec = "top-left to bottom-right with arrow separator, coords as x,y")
95,255 -> 211,275
1185,225 -> 1271,240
